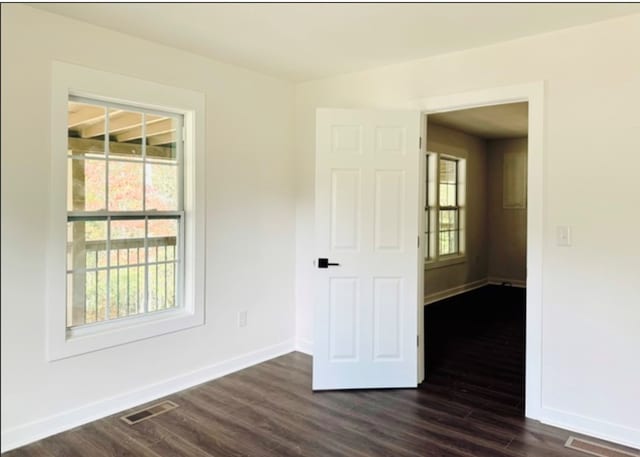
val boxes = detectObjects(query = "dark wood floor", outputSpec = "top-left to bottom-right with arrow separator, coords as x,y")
425,285 -> 526,417
5,286 -> 635,456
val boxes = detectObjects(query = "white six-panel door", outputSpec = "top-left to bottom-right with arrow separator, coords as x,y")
313,109 -> 422,390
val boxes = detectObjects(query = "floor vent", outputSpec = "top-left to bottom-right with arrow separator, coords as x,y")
121,400 -> 178,425
565,436 -> 639,457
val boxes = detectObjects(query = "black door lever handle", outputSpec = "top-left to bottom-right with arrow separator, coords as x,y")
318,258 -> 340,269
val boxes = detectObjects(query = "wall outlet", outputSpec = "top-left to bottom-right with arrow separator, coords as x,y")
238,310 -> 248,328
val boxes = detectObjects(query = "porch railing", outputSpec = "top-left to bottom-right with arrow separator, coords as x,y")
67,236 -> 178,327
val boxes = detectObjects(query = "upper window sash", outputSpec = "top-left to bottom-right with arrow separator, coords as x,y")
68,95 -> 185,215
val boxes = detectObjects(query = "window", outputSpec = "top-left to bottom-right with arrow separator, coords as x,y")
425,153 -> 466,266
438,158 -> 460,256
48,62 -> 205,360
66,97 -> 183,330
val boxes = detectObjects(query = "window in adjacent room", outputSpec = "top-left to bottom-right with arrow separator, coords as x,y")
425,153 -> 466,266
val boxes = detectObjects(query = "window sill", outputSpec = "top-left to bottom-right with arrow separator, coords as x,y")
48,307 -> 204,361
67,308 -> 188,339
425,255 -> 467,270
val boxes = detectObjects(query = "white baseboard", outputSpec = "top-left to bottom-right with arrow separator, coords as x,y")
487,276 -> 527,288
424,278 -> 488,305
540,406 -> 640,450
1,339 -> 295,453
295,337 -> 313,355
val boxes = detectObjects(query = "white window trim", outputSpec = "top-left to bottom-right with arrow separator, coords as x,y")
425,151 -> 467,270
47,62 -> 205,361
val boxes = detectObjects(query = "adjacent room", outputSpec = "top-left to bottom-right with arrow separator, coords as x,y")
2,3 -> 639,457
423,103 -> 529,416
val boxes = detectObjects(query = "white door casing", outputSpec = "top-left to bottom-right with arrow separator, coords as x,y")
313,109 -> 422,390
410,81 -> 544,420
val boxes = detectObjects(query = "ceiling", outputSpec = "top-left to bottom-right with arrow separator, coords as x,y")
429,102 -> 528,140
32,3 -> 640,82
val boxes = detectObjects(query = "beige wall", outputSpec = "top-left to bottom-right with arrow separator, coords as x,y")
1,4 -> 296,448
294,14 -> 640,445
487,137 -> 528,283
425,123 -> 488,297
425,129 -> 528,294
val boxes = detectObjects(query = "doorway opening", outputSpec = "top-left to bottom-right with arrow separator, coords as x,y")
422,101 -> 529,415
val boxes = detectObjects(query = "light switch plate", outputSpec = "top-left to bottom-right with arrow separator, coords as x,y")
238,310 -> 248,328
557,225 -> 571,246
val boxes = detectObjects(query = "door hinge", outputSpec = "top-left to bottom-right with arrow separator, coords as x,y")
419,136 -> 422,149
417,236 -> 420,248
417,335 -> 419,346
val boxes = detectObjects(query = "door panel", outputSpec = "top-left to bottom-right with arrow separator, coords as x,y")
373,277 -> 403,360
330,170 -> 361,251
331,125 -> 362,155
329,278 -> 359,361
374,170 -> 405,251
375,126 -> 407,156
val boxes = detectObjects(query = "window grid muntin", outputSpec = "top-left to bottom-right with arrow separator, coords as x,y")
66,95 -> 184,330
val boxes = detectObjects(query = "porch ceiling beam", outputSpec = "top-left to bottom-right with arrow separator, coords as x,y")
68,106 -> 108,129
147,131 -> 176,146
115,118 -> 175,143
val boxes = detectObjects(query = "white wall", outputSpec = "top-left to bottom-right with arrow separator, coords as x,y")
1,5 -> 296,450
425,123 -> 488,298
487,137 -> 528,284
294,14 -> 640,447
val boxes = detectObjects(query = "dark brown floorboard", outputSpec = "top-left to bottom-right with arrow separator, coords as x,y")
5,286 -> 637,456
425,285 -> 526,417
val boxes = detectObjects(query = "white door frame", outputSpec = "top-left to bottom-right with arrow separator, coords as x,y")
409,81 -> 545,421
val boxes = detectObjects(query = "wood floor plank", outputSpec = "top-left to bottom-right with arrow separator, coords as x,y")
173,391 -> 297,456
1,443 -> 53,457
32,430 -> 108,457
147,437 -> 216,457
76,422 -> 162,457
